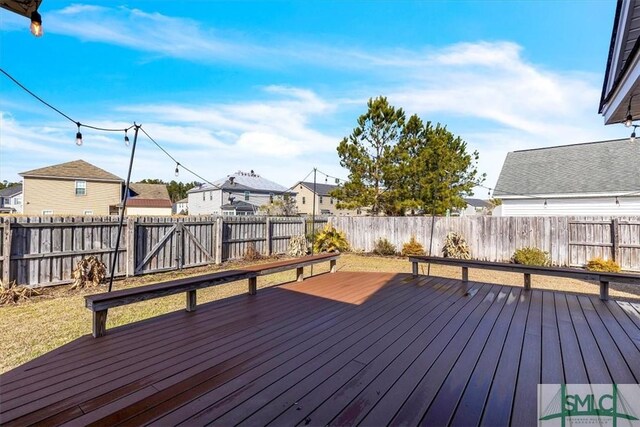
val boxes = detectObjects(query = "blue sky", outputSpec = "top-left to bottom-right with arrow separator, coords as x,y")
0,1 -> 625,193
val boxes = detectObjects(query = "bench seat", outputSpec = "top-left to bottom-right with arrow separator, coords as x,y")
410,256 -> 640,301
85,252 -> 339,337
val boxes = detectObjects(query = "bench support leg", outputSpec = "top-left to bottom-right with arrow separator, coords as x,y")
462,267 -> 469,283
600,280 -> 609,301
248,277 -> 257,295
93,310 -> 108,338
412,262 -> 419,277
330,259 -> 337,273
524,273 -> 531,291
297,267 -> 304,282
186,290 -> 197,312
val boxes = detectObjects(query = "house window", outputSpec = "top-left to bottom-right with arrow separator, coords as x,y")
202,192 -> 205,201
210,191 -> 213,201
302,196 -> 306,205
319,196 -> 323,204
84,210 -> 93,215
42,210 -> 53,215
75,180 -> 86,196
244,191 -> 250,201
13,197 -> 21,205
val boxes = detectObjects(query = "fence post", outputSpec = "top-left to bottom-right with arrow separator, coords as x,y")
611,218 -> 619,262
215,217 -> 223,264
126,217 -> 136,277
2,219 -> 11,284
175,222 -> 183,270
265,217 -> 271,257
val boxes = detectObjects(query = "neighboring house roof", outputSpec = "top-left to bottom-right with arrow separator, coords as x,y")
0,184 -> 22,198
494,139 -> 640,197
124,183 -> 172,208
20,160 -> 123,182
188,170 -> 292,194
464,198 -> 491,208
220,200 -> 256,212
176,197 -> 188,204
129,183 -> 170,200
297,181 -> 338,196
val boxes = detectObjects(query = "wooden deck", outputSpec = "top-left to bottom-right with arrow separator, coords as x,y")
2,271 -> 640,426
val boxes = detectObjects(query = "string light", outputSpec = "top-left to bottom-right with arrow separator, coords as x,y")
30,11 -> 43,38
616,196 -> 620,206
625,96 -> 634,127
544,199 -> 548,208
75,123 -> 83,146
124,129 -> 130,147
174,163 -> 180,177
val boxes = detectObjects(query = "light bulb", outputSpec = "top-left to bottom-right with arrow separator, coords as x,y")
625,114 -> 633,127
174,165 -> 179,177
631,131 -> 637,143
75,131 -> 83,146
30,11 -> 43,37
616,197 -> 620,206
544,199 -> 548,208
124,131 -> 130,147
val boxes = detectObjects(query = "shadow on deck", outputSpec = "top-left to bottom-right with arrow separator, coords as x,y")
1,271 -> 640,426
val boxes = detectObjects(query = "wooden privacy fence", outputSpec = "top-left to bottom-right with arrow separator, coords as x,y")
328,216 -> 640,272
0,216 -> 329,287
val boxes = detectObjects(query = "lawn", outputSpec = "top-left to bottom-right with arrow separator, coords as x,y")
1,253 -> 639,374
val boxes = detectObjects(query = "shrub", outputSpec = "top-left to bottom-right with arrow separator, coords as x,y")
244,242 -> 262,261
586,257 -> 621,273
373,238 -> 397,256
512,247 -> 550,266
287,235 -> 308,257
71,256 -> 107,290
401,236 -> 425,256
313,225 -> 350,253
442,232 -> 471,259
0,280 -> 41,305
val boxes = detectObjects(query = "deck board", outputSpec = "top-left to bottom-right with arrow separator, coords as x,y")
1,271 -> 639,427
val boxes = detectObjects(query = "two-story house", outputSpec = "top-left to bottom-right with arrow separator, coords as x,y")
0,184 -> 23,213
20,160 -> 123,216
293,181 -> 360,216
187,170 -> 294,215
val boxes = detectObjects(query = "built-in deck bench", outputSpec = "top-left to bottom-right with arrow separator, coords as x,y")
85,253 -> 339,337
410,256 -> 640,301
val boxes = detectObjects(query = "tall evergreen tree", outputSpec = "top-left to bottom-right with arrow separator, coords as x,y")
333,98 -> 485,215
332,96 -> 405,215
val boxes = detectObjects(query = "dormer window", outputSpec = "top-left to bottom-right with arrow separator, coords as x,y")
75,180 -> 86,196
244,191 -> 250,201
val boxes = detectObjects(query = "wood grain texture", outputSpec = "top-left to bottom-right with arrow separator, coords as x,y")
1,272 -> 639,426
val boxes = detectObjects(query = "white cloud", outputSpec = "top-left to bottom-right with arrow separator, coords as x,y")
0,3 -> 625,195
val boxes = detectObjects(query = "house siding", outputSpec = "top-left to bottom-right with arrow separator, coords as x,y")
188,189 -> 278,215
23,177 -> 121,215
497,196 -> 640,217
294,184 -> 359,216
125,207 -> 173,216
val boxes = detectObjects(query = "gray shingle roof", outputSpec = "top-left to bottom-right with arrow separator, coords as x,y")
493,139 -> 640,197
0,184 -> 22,198
188,171 -> 291,194
297,181 -> 339,196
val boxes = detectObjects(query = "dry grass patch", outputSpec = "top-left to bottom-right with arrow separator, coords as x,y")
0,253 -> 638,374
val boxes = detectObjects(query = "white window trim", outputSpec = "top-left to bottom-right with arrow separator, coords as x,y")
75,180 -> 87,196
83,210 -> 94,215
42,210 -> 53,215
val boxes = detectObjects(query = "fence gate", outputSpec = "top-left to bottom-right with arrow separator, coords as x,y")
134,218 -> 215,275
569,219 -> 640,272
